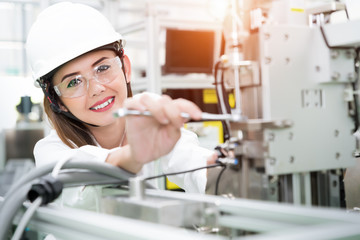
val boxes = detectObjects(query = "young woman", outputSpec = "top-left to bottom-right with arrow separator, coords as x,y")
26,2 -> 215,209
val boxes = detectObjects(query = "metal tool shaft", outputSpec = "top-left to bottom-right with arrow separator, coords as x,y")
114,108 -> 241,121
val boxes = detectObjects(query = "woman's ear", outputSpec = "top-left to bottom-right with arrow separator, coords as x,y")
58,101 -> 68,112
123,55 -> 131,83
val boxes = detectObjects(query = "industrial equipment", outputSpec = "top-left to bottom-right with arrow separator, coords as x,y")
1,159 -> 360,240
209,0 -> 360,207
2,0 -> 360,239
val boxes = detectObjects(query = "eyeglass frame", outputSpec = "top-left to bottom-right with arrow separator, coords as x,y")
53,56 -> 123,98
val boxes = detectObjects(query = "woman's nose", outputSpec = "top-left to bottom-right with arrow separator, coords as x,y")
88,77 -> 106,96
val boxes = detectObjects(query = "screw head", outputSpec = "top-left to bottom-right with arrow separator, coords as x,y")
265,57 -> 272,64
331,50 -> 339,59
331,72 -> 340,81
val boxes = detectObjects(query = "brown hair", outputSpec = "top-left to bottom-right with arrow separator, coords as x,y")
44,97 -> 95,148
42,48 -> 132,148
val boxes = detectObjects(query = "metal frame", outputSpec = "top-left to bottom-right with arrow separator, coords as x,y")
18,188 -> 360,239
118,1 -> 223,94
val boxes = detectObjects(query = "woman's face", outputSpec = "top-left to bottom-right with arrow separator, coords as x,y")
53,50 -> 130,127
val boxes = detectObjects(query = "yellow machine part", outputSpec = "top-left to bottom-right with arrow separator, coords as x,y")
166,88 -> 232,190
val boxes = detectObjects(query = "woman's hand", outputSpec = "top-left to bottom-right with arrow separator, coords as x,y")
207,152 -> 218,165
124,93 -> 202,165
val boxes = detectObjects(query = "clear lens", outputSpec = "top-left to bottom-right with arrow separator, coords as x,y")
53,56 -> 122,98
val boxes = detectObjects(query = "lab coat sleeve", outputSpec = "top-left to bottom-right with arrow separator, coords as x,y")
33,130 -> 112,212
160,128 -> 213,194
33,130 -> 110,167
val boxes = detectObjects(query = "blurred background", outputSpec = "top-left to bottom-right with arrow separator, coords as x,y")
2,0 -> 360,208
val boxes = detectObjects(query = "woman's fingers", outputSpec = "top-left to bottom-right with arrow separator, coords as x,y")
207,152 -> 218,165
123,93 -> 204,164
124,93 -> 202,126
140,94 -> 172,124
163,100 -> 184,128
123,96 -> 146,112
172,98 -> 202,120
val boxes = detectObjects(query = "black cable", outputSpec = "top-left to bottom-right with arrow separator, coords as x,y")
5,160 -> 134,200
344,3 -> 350,20
143,163 -> 223,182
213,60 -> 231,141
215,165 -> 227,196
351,48 -> 360,133
351,81 -> 359,132
0,160 -> 135,240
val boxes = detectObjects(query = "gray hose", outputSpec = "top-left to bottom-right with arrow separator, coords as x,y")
0,183 -> 31,240
0,160 -> 136,240
4,160 -> 135,200
0,171 -> 131,240
11,197 -> 42,240
56,170 -> 129,187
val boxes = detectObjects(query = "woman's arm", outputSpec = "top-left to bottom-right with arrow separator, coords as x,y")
106,145 -> 143,173
123,93 -> 202,165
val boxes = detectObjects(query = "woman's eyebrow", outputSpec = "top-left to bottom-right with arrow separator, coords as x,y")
60,57 -> 110,82
61,72 -> 80,82
92,57 -> 109,67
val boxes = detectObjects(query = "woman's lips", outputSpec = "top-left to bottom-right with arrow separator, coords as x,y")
90,96 -> 115,112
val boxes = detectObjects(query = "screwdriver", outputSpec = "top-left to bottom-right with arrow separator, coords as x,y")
113,108 -> 243,122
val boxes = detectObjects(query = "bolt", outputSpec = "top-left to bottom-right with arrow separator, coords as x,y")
331,72 -> 340,81
265,57 -> 272,64
336,152 -> 340,160
269,158 -> 276,165
289,156 -> 295,163
346,50 -> 355,59
331,50 -> 339,59
348,72 -> 357,82
289,132 -> 293,140
315,65 -> 321,72
268,132 -> 275,141
334,129 -> 339,137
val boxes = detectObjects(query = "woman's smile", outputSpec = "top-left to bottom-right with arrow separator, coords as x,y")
89,96 -> 115,112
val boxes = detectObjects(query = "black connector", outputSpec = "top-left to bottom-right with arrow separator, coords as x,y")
27,175 -> 63,205
215,146 -> 227,158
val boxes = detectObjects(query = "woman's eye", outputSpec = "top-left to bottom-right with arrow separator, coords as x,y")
96,64 -> 110,73
67,78 -> 82,88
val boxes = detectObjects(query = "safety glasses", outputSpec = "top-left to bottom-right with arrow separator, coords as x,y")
53,56 -> 122,98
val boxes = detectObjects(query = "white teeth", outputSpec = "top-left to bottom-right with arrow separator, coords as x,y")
91,97 -> 114,110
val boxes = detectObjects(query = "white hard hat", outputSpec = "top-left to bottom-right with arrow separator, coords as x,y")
26,2 -> 123,84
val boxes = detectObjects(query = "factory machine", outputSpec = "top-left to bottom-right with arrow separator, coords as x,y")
2,0 -> 360,239
208,0 -> 360,209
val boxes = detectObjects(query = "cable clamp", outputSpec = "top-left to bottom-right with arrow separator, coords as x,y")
27,175 -> 63,206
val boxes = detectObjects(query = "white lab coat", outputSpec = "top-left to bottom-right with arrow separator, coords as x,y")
34,128 -> 212,211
